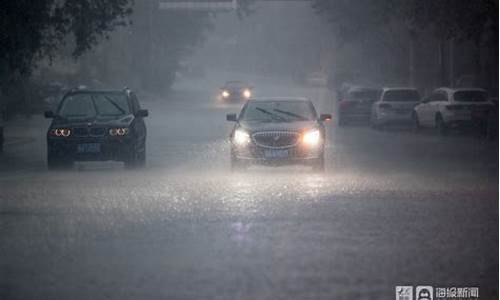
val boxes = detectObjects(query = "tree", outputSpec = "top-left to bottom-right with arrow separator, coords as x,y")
0,0 -> 133,81
312,0 -> 498,89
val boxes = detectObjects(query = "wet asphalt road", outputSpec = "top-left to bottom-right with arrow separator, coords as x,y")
0,77 -> 498,300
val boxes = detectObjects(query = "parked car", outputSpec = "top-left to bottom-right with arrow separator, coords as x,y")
370,87 -> 421,129
412,87 -> 493,136
44,87 -> 148,169
226,97 -> 331,171
219,81 -> 253,102
337,86 -> 381,126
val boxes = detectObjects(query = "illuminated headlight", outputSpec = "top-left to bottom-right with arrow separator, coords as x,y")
222,90 -> 230,98
302,129 -> 321,146
233,129 -> 250,146
109,128 -> 129,136
243,89 -> 251,98
50,128 -> 71,137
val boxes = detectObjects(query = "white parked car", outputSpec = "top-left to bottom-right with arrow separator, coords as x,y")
412,87 -> 493,135
370,87 -> 421,128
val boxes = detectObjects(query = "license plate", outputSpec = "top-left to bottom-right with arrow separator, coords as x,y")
77,143 -> 101,153
264,149 -> 289,158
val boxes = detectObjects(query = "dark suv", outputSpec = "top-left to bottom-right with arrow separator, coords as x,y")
44,88 -> 148,169
226,97 -> 331,171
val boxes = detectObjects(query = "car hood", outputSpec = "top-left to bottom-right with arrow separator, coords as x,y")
51,114 -> 135,127
239,120 -> 318,133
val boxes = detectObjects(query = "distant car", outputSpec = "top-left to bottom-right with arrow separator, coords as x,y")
44,88 -> 148,169
219,81 -> 253,102
226,97 -> 331,171
337,87 -> 381,126
412,87 -> 494,136
370,87 -> 421,129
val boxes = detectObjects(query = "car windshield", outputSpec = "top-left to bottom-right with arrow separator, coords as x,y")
454,90 -> 488,102
349,90 -> 380,100
58,93 -> 130,118
225,82 -> 246,89
383,90 -> 420,102
240,101 -> 316,122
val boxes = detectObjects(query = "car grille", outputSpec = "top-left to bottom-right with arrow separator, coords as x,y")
90,127 -> 106,137
252,131 -> 299,148
73,127 -> 89,137
72,127 -> 106,137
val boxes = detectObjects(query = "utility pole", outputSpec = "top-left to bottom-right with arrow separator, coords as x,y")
448,39 -> 454,87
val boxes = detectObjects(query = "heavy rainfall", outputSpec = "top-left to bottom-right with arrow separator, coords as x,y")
0,1 -> 498,299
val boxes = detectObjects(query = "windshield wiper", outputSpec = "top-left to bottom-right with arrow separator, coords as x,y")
255,107 -> 286,121
273,109 -> 309,121
93,95 -> 126,115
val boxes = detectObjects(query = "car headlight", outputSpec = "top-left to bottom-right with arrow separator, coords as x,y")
302,129 -> 321,146
233,129 -> 250,146
50,128 -> 71,137
222,90 -> 230,98
243,89 -> 251,98
109,128 -> 129,136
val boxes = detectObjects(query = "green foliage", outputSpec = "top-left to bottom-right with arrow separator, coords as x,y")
313,0 -> 498,44
0,0 -> 133,78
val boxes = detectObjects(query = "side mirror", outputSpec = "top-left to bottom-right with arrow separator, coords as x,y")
136,109 -> 149,118
320,114 -> 332,122
44,111 -> 54,118
226,113 -> 237,122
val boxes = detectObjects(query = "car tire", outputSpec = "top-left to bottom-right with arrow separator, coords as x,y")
124,141 -> 146,169
47,152 -> 73,170
412,112 -> 421,133
436,114 -> 448,136
311,154 -> 325,172
230,152 -> 247,171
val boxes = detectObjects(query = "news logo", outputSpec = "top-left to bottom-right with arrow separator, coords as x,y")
396,286 -> 413,300
416,286 -> 433,300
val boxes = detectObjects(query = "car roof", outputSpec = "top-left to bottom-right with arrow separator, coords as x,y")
348,87 -> 381,92
247,97 -> 310,102
382,87 -> 418,92
64,88 -> 131,98
224,81 -> 246,86
434,87 -> 487,94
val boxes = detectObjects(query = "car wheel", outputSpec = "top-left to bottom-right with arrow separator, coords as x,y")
124,141 -> 146,169
311,154 -> 325,172
230,153 -> 247,171
412,112 -> 421,133
436,114 -> 448,136
47,152 -> 73,170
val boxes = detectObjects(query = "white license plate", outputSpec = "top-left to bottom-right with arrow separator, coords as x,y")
77,143 -> 101,153
264,149 -> 289,158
